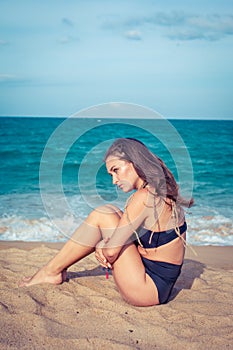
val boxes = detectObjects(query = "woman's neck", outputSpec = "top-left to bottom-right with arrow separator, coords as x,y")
136,179 -> 148,190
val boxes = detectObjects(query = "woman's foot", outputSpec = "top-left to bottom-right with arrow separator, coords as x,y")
18,267 -> 67,287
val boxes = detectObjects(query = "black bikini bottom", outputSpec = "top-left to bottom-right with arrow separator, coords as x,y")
141,256 -> 182,304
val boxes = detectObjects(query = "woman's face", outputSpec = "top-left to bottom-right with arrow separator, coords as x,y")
106,156 -> 143,192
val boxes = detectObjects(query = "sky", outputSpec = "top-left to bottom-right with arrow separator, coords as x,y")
0,0 -> 233,119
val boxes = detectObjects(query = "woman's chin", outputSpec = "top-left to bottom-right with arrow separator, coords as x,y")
122,187 -> 133,193
118,184 -> 134,193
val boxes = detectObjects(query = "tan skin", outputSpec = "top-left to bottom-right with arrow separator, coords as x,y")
19,156 -> 186,306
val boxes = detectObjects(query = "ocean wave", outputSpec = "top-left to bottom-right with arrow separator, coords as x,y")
0,214 -> 84,242
0,211 -> 232,246
186,213 -> 233,246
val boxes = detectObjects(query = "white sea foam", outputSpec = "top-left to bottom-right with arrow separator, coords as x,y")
0,210 -> 232,245
186,213 -> 233,246
0,191 -> 232,245
0,214 -> 84,242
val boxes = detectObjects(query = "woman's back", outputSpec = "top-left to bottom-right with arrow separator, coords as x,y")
136,189 -> 186,265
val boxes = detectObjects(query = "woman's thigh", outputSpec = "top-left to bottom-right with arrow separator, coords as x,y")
112,243 -> 159,306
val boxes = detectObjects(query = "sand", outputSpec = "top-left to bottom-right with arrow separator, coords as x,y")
0,242 -> 232,350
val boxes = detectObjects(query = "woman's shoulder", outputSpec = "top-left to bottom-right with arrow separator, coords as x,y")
123,188 -> 150,221
127,186 -> 155,207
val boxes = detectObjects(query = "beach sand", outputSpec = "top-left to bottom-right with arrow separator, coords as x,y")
0,242 -> 232,350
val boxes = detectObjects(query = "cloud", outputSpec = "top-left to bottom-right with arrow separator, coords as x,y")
62,17 -> 74,27
167,30 -> 221,41
171,14 -> 233,41
142,11 -> 187,27
59,17 -> 77,44
103,11 -> 233,42
124,30 -> 142,41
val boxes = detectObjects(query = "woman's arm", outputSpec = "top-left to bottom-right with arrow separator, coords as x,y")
102,189 -> 149,264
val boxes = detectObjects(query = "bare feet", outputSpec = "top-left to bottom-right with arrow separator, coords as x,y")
18,267 -> 67,287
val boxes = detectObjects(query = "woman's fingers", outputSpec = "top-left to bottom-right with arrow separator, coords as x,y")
96,256 -> 108,268
95,249 -> 106,264
95,248 -> 112,268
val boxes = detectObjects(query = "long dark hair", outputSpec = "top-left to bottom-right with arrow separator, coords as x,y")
104,138 -> 194,208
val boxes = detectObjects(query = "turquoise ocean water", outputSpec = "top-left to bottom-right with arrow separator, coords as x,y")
0,117 -> 232,245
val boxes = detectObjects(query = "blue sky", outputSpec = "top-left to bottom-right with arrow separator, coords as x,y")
0,0 -> 233,119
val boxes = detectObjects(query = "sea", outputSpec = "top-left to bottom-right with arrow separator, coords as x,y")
0,116 -> 232,246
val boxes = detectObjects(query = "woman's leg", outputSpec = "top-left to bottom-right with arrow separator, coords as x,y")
19,205 -> 122,287
19,204 -> 159,306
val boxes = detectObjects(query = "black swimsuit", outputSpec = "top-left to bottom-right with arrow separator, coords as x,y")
138,222 -> 187,304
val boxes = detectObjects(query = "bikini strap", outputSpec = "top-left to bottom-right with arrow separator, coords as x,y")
171,200 -> 197,256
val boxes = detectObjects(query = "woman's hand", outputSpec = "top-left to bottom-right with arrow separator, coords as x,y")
102,246 -> 121,265
95,238 -> 112,269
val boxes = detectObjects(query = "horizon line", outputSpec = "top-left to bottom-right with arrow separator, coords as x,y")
0,114 -> 232,121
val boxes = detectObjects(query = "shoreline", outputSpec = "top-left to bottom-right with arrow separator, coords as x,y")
1,240 -> 232,269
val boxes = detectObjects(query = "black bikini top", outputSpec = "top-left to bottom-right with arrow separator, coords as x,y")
138,222 -> 187,248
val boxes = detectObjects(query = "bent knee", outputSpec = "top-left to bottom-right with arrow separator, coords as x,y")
93,204 -> 123,217
87,204 -> 122,229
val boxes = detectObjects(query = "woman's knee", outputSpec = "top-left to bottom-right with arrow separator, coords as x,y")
91,205 -> 122,221
94,204 -> 122,217
88,204 -> 122,228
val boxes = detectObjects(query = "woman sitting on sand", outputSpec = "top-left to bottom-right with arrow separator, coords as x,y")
19,138 -> 193,306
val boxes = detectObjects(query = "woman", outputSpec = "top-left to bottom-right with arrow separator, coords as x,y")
19,138 -> 193,306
